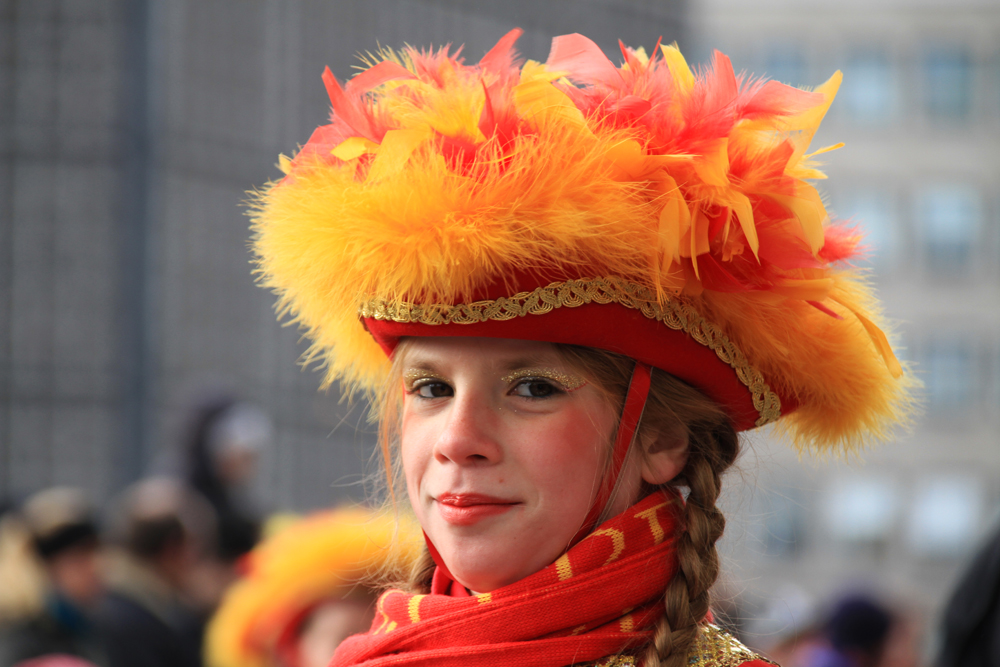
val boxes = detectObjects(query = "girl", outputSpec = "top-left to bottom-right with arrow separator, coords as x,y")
250,30 -> 915,666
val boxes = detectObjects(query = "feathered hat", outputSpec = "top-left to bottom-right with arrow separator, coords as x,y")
205,509 -> 421,667
251,29 -> 916,452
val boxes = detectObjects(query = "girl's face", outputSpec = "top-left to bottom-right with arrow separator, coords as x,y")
400,337 -> 642,593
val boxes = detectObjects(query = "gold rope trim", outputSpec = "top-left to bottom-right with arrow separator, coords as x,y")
359,277 -> 780,426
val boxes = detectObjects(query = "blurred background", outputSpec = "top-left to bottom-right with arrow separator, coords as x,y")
1,0 -> 998,665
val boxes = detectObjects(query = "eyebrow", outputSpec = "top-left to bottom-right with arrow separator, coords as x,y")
499,356 -> 555,372
400,353 -> 555,374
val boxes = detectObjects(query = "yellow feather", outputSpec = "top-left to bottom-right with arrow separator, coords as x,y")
769,182 -> 828,254
692,139 -> 730,187
514,76 -> 589,134
657,174 -> 690,269
728,192 -> 758,260
332,136 -> 380,161
366,129 -> 431,183
660,43 -> 695,93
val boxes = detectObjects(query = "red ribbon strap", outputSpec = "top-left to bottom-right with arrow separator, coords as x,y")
570,361 -> 653,547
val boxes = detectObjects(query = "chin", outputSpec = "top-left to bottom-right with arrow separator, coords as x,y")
452,568 -> 514,594
446,550 -> 523,593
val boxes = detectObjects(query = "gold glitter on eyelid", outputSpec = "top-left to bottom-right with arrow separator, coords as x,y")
402,369 -> 448,388
500,368 -> 588,391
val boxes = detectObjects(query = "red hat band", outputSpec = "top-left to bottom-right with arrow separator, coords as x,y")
361,275 -> 785,432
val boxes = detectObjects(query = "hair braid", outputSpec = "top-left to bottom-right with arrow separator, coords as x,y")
643,421 -> 738,667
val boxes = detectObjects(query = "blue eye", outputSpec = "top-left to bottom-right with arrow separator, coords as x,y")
413,382 -> 453,398
511,379 -> 561,399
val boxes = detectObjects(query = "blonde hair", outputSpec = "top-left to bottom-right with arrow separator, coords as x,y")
371,341 -> 739,665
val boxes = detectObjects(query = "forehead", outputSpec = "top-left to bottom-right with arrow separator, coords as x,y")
398,337 -> 563,368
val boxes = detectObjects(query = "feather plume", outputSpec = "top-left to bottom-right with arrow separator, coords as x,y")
205,509 -> 421,667
251,31 -> 917,453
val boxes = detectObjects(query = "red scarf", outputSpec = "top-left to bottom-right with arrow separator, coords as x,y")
331,491 -> 681,667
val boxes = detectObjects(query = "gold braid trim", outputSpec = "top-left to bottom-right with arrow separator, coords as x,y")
359,277 -> 780,426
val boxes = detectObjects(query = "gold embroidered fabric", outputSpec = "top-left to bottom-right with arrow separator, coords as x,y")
359,276 -> 781,426
593,656 -> 636,667
688,625 -> 778,667
584,624 -> 773,667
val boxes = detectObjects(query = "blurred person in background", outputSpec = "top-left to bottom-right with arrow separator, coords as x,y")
0,502 -> 47,633
0,489 -> 106,667
183,396 -> 271,567
936,516 -> 1000,667
205,508 -> 420,667
795,594 -> 910,667
97,477 -> 214,667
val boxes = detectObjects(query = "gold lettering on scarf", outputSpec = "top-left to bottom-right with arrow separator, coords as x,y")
476,592 -> 492,604
372,593 -> 390,634
373,590 -> 404,634
590,528 -> 626,564
619,614 -> 634,632
634,501 -> 671,544
555,553 -> 573,581
408,594 -> 425,623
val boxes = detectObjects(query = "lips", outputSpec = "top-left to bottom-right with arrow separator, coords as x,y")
436,493 -> 520,526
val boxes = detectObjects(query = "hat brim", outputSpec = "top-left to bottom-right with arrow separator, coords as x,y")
361,277 -> 788,431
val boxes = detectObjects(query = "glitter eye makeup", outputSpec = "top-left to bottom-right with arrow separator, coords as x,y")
500,368 -> 588,392
403,369 -> 449,390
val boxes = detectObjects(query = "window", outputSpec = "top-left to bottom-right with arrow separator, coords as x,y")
761,487 -> 806,557
836,189 -> 898,267
823,475 -> 898,546
765,47 -> 806,88
925,48 -> 972,119
907,476 -> 984,557
919,184 -> 982,272
840,52 -> 897,123
924,340 -> 973,408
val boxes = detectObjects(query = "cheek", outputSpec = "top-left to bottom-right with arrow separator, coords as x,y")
520,403 -> 614,494
400,407 -> 435,507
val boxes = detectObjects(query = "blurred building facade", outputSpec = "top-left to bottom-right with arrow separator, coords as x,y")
0,0 -> 686,508
691,0 -> 1000,643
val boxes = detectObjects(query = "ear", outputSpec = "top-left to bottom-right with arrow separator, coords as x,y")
639,425 -> 689,485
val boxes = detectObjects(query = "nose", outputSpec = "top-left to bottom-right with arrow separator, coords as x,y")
433,390 -> 503,466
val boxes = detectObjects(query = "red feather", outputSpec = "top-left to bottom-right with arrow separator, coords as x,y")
819,224 -> 863,263
479,28 -> 523,77
322,67 -> 375,141
742,80 -> 823,119
547,33 -> 624,88
346,61 -> 416,95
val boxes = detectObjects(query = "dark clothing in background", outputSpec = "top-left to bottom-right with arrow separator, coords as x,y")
938,519 -> 1000,667
94,554 -> 204,667
0,595 -> 106,667
96,593 -> 202,667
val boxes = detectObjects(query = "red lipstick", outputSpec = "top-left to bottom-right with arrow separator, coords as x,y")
436,493 -> 519,526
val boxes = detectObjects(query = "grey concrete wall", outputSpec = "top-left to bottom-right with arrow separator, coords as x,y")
1,1 -> 125,503
1,0 -> 688,511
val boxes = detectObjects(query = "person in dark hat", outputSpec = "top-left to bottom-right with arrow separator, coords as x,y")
0,488 -> 106,667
